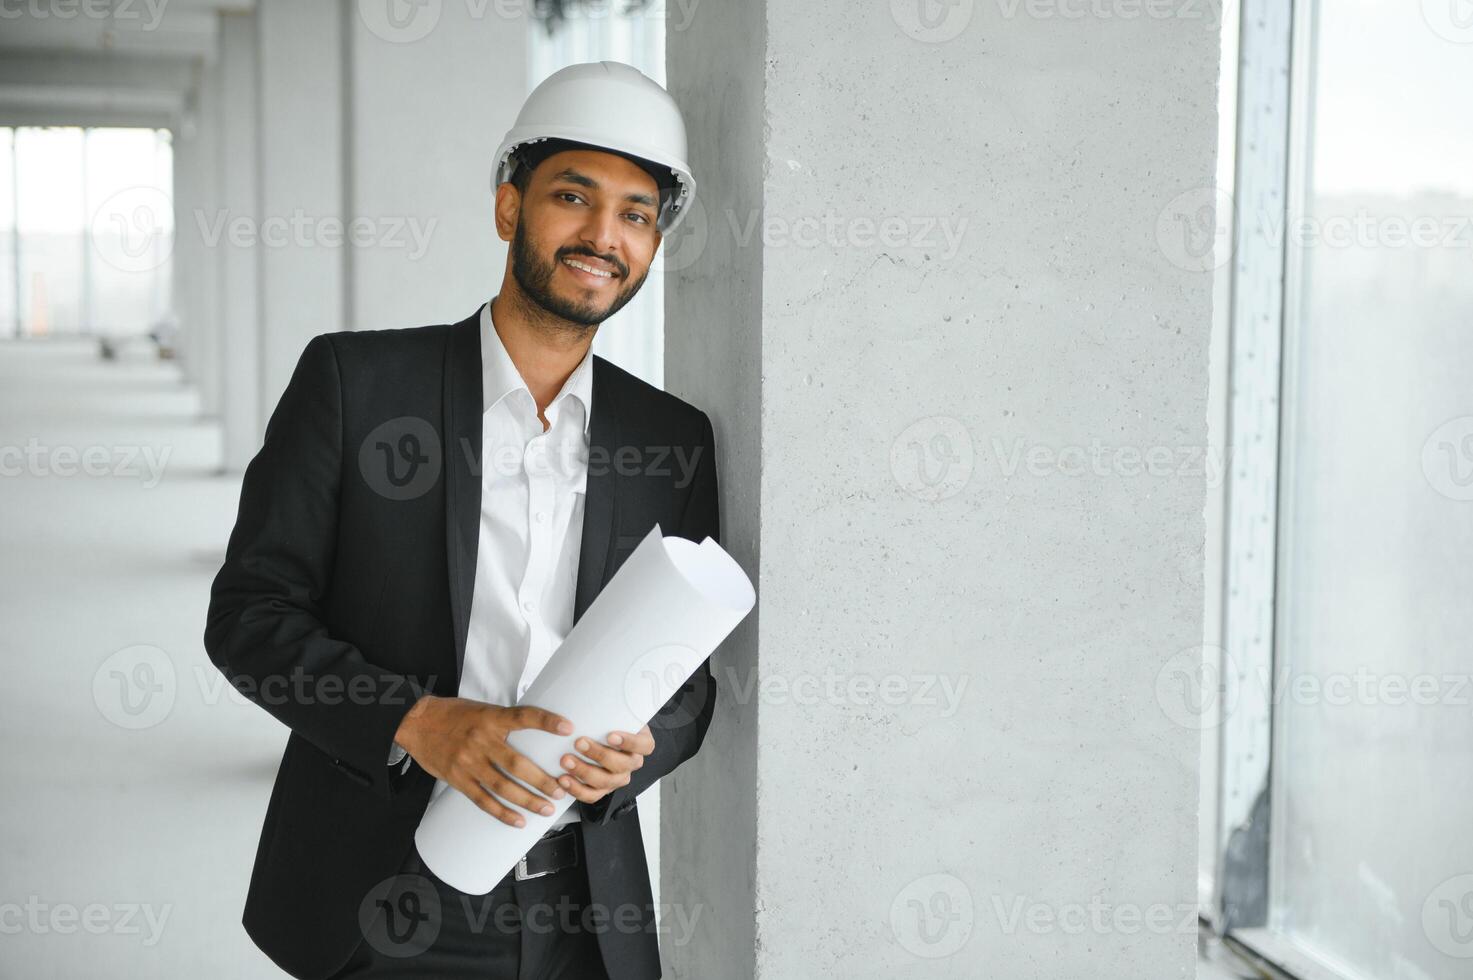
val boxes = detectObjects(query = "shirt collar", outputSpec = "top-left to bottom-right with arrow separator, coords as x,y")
480,298 -> 593,437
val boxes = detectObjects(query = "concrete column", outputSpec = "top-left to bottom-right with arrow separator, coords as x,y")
345,2 -> 526,331
210,1 -> 520,459
216,11 -> 261,471
665,5 -> 1219,978
256,0 -> 345,410
173,61 -> 223,419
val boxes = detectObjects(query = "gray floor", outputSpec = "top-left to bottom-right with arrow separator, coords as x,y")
1,338 -> 285,977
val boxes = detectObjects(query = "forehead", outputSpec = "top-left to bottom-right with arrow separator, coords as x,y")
533,148 -> 660,199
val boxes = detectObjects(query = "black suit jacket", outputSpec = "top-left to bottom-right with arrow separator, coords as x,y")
203,304 -> 721,980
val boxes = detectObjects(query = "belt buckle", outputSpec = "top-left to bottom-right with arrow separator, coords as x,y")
515,853 -> 555,881
514,825 -> 574,881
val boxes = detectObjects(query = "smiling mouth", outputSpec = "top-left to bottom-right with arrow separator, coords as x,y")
561,256 -> 620,285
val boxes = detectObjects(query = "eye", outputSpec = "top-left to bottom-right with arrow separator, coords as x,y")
626,212 -> 650,225
556,192 -> 585,205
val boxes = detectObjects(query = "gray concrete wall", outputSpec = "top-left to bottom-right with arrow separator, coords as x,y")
661,0 -> 767,975
666,3 -> 1219,977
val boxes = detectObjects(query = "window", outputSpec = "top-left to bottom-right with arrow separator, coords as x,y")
1207,2 -> 1473,977
0,126 -> 173,340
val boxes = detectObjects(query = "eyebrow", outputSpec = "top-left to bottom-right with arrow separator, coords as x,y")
548,168 -> 659,209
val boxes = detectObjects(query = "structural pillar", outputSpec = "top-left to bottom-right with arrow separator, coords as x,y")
255,0 -> 346,411
665,5 -> 1220,977
215,11 -> 262,471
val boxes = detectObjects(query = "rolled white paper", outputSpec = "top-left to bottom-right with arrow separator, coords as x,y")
414,523 -> 756,894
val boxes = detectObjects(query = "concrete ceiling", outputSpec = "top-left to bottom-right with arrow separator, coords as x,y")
0,0 -> 253,128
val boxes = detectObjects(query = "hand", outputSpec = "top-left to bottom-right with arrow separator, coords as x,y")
394,695 -> 573,828
556,724 -> 656,805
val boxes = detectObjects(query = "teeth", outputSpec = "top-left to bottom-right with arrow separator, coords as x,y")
564,258 -> 614,278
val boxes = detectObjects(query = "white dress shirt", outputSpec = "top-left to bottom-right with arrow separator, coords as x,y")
392,298 -> 594,829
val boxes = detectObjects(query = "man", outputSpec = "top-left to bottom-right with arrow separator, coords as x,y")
204,61 -> 720,979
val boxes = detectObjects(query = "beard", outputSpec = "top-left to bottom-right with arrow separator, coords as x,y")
509,214 -> 649,328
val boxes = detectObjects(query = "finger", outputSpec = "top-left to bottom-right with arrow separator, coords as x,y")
498,749 -> 568,803
513,705 -> 574,736
480,762 -> 559,818
556,772 -> 603,804
461,779 -> 530,828
607,727 -> 655,756
574,737 -> 639,774
559,752 -> 628,791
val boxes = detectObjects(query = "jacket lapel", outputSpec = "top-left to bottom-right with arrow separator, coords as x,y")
443,304 -> 619,683
443,309 -> 482,682
574,354 -> 618,625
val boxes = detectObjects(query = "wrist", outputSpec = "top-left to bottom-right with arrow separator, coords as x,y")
394,693 -> 438,755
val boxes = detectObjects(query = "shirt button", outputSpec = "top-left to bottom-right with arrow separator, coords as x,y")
535,511 -> 546,523
523,599 -> 535,613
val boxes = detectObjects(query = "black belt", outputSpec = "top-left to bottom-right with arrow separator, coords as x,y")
514,823 -> 581,881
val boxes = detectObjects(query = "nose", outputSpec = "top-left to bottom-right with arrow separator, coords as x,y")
577,206 -> 624,268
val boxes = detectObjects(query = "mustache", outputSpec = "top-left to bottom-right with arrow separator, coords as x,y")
557,248 -> 625,279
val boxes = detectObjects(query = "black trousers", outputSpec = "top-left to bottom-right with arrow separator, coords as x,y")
330,824 -> 612,979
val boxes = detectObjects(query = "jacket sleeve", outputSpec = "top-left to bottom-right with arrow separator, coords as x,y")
580,410 -> 723,825
203,334 -> 428,800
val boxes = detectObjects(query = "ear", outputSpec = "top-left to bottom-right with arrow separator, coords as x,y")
493,182 -> 521,242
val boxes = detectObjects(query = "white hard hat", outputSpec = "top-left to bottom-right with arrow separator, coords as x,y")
492,61 -> 696,236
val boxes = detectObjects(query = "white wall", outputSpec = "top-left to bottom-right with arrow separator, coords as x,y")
256,0 -> 345,414
347,2 -> 525,333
